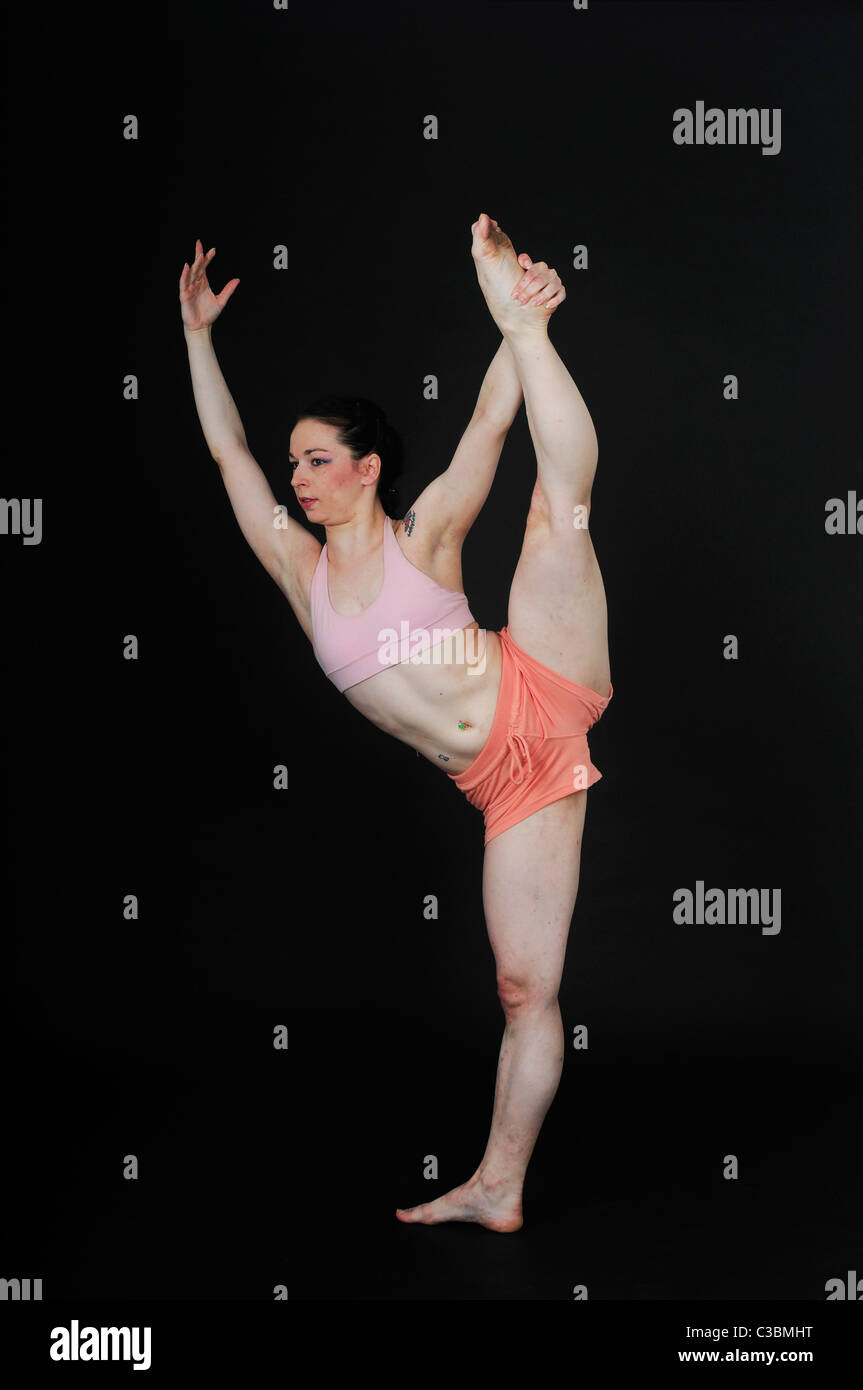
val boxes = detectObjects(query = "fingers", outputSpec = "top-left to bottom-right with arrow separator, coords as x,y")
508,257 -> 569,308
510,260 -> 565,307
510,259 -> 549,301
189,240 -> 216,279
529,266 -> 563,308
216,277 -> 240,306
180,242 -> 219,296
540,283 -> 566,311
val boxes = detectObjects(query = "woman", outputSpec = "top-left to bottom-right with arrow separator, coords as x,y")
180,213 -> 612,1233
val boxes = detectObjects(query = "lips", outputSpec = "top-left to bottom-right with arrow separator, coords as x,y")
298,497 -> 317,507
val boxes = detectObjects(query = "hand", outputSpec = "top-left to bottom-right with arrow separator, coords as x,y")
179,239 -> 240,331
510,253 -> 566,314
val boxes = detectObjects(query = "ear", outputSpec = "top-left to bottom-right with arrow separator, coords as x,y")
359,452 -> 382,484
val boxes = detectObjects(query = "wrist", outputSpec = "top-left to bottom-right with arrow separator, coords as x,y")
183,322 -> 212,340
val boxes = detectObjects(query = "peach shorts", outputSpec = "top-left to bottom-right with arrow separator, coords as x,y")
447,626 -> 613,846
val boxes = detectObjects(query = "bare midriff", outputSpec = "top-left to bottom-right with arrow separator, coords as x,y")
342,623 -> 502,774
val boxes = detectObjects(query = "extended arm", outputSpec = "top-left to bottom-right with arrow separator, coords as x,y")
433,336 -> 522,530
424,338 -> 523,543
185,324 -> 311,587
180,243 -> 318,592
414,256 -> 563,544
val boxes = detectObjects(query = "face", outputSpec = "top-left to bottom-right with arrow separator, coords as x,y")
288,419 -> 380,522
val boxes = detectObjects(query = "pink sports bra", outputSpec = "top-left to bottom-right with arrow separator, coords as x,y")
310,517 -> 476,692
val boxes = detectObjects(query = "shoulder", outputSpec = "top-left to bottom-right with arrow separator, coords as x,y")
392,493 -> 462,559
390,503 -> 466,591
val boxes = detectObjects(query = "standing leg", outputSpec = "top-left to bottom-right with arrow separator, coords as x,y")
475,792 -> 587,1194
395,791 -> 586,1232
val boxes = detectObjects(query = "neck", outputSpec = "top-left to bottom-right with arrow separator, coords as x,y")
325,500 -> 390,563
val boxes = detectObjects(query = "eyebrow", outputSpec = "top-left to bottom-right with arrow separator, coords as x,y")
288,447 -> 331,460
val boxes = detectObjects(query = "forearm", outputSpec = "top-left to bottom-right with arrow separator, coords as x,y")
473,337 -> 524,430
184,324 -> 249,459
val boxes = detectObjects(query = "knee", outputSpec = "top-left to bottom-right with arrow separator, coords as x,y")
496,972 -> 557,1016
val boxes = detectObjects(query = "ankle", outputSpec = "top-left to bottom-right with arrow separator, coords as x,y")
475,1166 -> 522,1197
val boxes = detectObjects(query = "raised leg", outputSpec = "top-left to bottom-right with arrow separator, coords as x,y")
471,212 -> 610,693
504,325 -> 611,695
395,792 -> 586,1232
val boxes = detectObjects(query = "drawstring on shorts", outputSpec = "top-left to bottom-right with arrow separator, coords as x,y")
501,632 -> 557,786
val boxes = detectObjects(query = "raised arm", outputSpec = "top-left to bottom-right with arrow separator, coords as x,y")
180,241 -> 319,595
419,338 -> 523,545
413,255 -> 564,546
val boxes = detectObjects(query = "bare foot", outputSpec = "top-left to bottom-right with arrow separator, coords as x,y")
470,212 -> 550,337
396,1174 -> 523,1232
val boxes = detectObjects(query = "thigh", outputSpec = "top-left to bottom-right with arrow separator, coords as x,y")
506,490 -> 610,694
482,791 -> 588,995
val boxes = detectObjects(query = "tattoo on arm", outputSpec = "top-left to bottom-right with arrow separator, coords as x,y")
403,507 -> 416,537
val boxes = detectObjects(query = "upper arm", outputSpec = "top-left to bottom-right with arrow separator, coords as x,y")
408,412 -> 509,546
213,442 -> 320,597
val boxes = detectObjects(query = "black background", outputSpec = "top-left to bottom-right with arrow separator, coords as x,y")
4,0 -> 862,1310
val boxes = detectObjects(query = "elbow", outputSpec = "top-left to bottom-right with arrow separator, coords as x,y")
211,436 -> 248,469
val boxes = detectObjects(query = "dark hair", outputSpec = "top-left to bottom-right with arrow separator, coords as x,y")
294,394 -> 405,519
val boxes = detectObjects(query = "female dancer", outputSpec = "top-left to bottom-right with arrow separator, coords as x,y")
180,213 -> 612,1233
